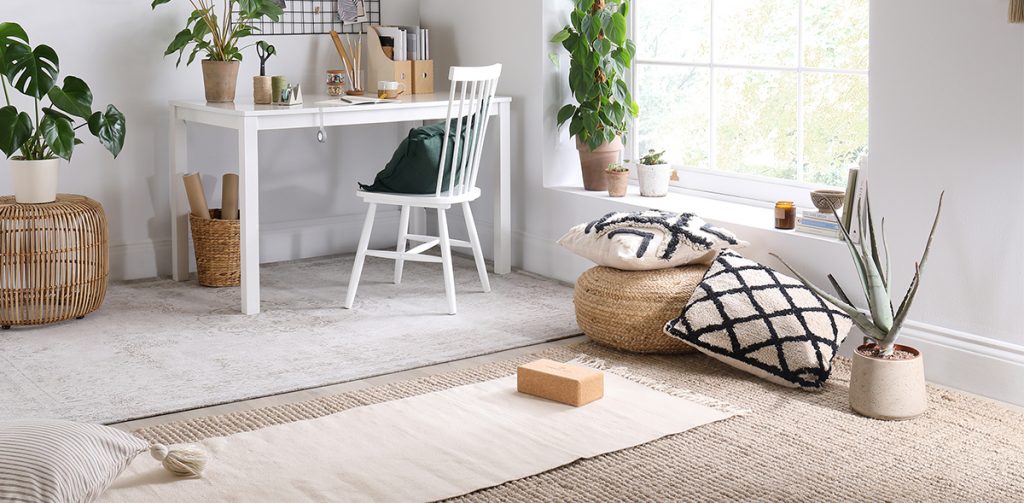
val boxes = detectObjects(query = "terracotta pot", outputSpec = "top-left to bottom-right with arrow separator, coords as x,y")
9,158 -> 60,204
253,76 -> 272,105
637,163 -> 672,197
849,343 -> 928,421
605,170 -> 629,197
576,137 -> 623,191
202,60 -> 241,103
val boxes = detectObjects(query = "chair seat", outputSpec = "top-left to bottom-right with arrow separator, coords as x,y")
355,187 -> 482,208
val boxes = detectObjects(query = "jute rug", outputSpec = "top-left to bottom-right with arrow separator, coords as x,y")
0,254 -> 577,424
130,342 -> 1024,502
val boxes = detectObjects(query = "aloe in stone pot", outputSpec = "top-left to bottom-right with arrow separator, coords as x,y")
771,187 -> 944,420
0,22 -> 126,204
152,0 -> 284,103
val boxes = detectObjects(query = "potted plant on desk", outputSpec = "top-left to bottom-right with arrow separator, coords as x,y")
0,22 -> 126,203
551,0 -> 639,192
637,149 -> 670,197
772,189 -> 945,421
152,0 -> 284,103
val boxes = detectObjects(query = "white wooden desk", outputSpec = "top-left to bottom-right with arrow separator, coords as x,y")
169,93 -> 513,315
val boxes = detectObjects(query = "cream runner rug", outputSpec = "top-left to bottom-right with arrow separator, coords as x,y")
101,360 -> 742,502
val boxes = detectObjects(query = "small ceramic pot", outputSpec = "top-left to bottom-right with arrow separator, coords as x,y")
605,170 -> 629,197
811,189 -> 846,213
9,158 -> 60,204
849,343 -> 928,421
202,60 -> 240,103
637,163 -> 672,197
576,137 -> 623,192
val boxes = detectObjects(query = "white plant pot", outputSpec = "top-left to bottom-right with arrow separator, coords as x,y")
10,158 -> 60,204
849,344 -> 928,421
637,163 -> 672,197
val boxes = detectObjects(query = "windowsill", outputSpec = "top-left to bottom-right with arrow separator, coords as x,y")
548,184 -> 844,245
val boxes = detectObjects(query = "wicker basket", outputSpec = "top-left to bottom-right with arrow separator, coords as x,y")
573,265 -> 709,353
0,195 -> 108,327
190,209 -> 240,287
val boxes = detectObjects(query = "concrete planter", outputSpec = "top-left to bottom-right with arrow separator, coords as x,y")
637,163 -> 671,197
9,158 -> 60,204
202,60 -> 240,103
576,137 -> 622,191
849,343 -> 928,421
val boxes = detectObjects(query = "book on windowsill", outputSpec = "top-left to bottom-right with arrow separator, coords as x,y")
797,216 -> 841,231
795,224 -> 840,239
800,211 -> 840,223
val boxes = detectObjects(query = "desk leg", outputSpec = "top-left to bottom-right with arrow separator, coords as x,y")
494,102 -> 512,275
170,110 -> 190,282
239,118 -> 261,315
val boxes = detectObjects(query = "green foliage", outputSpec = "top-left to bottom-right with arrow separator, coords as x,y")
0,22 -> 126,161
154,0 -> 283,67
639,149 -> 664,165
551,0 -> 639,151
771,188 -> 945,357
606,162 -> 628,172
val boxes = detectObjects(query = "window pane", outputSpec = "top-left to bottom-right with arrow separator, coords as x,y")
713,0 -> 799,67
637,0 -> 711,63
637,65 -> 711,168
803,0 -> 869,70
802,73 -> 868,187
713,69 -> 798,179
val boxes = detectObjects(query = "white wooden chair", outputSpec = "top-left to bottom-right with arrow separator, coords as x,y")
344,64 -> 503,315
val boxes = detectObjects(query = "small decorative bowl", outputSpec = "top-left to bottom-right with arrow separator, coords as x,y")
810,189 -> 846,213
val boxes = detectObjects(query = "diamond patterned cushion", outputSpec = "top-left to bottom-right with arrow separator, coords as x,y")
558,210 -> 747,271
664,250 -> 853,389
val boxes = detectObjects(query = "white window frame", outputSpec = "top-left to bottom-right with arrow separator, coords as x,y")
627,0 -> 869,205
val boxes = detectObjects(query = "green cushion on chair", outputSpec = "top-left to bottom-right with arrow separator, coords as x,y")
359,120 -> 471,194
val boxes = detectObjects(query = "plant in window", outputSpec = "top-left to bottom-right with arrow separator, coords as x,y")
771,188 -> 944,420
0,22 -> 126,203
551,0 -> 639,192
151,0 -> 284,102
604,162 -> 629,198
639,149 -> 664,165
636,149 -> 670,197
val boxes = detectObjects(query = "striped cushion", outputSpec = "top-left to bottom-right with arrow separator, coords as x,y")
0,420 -> 149,503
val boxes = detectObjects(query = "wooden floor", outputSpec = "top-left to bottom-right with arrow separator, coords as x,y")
113,335 -> 589,432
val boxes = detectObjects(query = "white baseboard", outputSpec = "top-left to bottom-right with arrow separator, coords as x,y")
108,210 -> 400,281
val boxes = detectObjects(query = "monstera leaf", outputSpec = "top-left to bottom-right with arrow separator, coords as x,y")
47,76 -> 93,119
4,43 -> 59,99
0,22 -> 30,76
0,105 -> 32,158
40,114 -> 75,161
88,105 -> 126,158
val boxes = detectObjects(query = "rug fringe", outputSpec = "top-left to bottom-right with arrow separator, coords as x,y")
568,355 -> 751,416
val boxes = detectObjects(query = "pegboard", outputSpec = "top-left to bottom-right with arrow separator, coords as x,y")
236,0 -> 381,36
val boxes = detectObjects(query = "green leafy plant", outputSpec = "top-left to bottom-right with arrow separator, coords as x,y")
771,188 -> 945,357
256,40 -> 275,76
551,0 -> 639,151
606,162 -> 628,172
0,22 -> 125,161
639,149 -> 665,165
153,0 -> 284,67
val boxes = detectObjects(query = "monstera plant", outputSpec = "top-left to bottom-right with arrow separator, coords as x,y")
0,22 -> 125,203
152,0 -> 284,102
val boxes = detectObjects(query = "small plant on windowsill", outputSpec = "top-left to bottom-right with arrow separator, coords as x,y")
771,188 -> 944,421
637,149 -> 670,197
0,22 -> 126,204
605,162 -> 629,197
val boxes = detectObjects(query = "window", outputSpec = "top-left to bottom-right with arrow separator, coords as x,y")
632,0 -> 869,201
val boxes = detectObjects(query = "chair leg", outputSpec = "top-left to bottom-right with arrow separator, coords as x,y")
462,201 -> 491,293
345,203 -> 377,309
394,205 -> 411,285
437,208 -> 457,315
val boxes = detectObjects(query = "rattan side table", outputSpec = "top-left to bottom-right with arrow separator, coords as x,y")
0,194 -> 109,328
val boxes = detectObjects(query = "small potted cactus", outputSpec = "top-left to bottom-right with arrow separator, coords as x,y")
605,162 -> 629,197
772,188 -> 944,421
637,149 -> 671,197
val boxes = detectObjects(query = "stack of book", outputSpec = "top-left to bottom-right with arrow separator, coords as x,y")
796,211 -> 842,238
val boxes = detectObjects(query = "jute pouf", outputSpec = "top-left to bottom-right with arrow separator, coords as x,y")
573,265 -> 708,353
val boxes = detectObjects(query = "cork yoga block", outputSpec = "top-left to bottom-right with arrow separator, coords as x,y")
574,265 -> 710,354
517,359 -> 604,407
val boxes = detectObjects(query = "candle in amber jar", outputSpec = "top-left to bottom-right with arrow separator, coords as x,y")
775,201 -> 796,229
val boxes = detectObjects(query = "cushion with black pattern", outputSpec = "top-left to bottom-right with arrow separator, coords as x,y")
557,210 -> 746,270
663,250 -> 853,389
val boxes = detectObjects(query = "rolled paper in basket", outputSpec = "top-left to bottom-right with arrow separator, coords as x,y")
222,173 -> 239,220
182,173 -> 211,220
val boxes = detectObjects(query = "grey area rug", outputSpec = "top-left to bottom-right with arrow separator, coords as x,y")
136,341 -> 1024,502
0,254 -> 577,424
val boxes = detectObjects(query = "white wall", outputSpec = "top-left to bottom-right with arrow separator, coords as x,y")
420,0 -> 1024,404
3,0 -> 419,279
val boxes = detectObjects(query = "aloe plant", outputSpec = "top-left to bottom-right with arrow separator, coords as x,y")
771,187 -> 944,357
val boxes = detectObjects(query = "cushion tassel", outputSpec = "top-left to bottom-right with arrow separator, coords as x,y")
150,443 -> 209,477
1011,0 -> 1024,23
